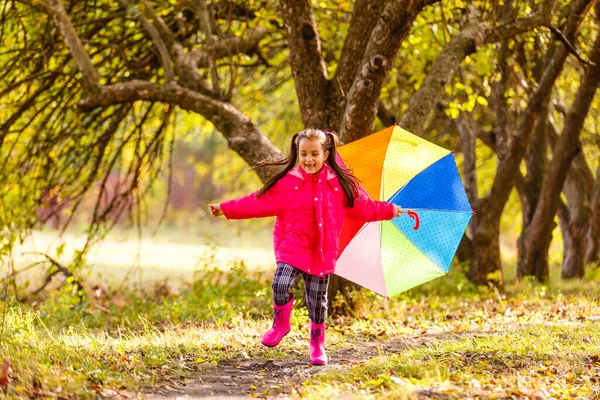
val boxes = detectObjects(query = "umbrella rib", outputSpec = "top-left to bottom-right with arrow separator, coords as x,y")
396,226 -> 451,276
400,208 -> 474,214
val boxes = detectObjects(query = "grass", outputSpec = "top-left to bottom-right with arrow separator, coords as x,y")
302,324 -> 600,399
0,258 -> 599,398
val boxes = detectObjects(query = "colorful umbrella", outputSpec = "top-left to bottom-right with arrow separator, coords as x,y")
335,124 -> 473,297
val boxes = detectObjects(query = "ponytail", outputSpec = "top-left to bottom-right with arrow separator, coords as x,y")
323,132 -> 361,208
254,133 -> 300,198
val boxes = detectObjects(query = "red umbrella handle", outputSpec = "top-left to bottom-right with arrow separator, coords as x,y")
407,210 -> 420,230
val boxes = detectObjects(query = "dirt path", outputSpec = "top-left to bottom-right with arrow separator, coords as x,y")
141,332 -> 460,399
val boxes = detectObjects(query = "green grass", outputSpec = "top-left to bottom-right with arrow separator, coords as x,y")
0,261 -> 599,398
301,324 -> 600,399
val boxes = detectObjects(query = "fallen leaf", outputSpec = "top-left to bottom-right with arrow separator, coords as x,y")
512,388 -> 530,396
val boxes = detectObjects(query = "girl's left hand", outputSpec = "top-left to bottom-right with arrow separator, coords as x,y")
394,205 -> 403,217
208,203 -> 223,217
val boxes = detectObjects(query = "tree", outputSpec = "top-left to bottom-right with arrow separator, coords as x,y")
1,0 -> 599,297
517,0 -> 599,281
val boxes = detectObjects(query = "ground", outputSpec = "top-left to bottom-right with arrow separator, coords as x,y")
142,332 -> 459,399
3,232 -> 600,399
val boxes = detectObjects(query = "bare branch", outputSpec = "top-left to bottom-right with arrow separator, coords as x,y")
483,0 -> 555,43
172,44 -> 217,96
0,75 -> 59,147
546,23 -> 595,66
24,252 -> 85,297
189,27 -> 269,68
46,0 -> 99,93
194,0 -> 221,93
0,261 -> 45,287
118,0 -> 175,82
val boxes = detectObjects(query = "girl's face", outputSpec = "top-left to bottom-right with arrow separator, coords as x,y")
298,138 -> 329,174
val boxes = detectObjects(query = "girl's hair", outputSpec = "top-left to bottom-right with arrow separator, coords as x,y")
254,128 -> 361,207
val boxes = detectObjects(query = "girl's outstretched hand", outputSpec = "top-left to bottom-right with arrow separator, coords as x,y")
208,203 -> 223,217
394,205 -> 403,218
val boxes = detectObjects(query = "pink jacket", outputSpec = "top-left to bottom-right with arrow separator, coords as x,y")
220,164 -> 395,277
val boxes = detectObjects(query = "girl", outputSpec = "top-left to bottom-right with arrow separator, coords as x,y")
208,129 -> 402,365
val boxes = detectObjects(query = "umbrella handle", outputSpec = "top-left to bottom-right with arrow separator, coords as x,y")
407,210 -> 420,230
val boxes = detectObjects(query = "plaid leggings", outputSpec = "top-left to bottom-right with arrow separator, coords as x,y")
272,262 -> 330,324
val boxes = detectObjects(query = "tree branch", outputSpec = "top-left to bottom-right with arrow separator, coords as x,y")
194,0 -> 220,93
16,0 -> 52,18
279,0 -> 329,128
79,81 -> 283,181
546,23 -> 595,66
189,27 -> 269,68
118,0 -> 217,95
399,0 -> 555,135
24,252 -> 85,298
335,0 -> 386,96
118,0 -> 175,82
46,0 -> 100,93
341,0 -> 438,142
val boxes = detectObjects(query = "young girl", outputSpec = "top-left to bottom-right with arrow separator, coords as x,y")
208,129 -> 402,365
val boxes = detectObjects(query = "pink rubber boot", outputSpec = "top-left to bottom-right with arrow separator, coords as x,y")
261,294 -> 294,347
309,322 -> 327,365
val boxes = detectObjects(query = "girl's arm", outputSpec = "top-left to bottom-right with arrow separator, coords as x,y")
216,180 -> 287,220
345,191 -> 398,222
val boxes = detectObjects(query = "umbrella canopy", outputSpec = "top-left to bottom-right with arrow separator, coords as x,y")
335,125 -> 473,297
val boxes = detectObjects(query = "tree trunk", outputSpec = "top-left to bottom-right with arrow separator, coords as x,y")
557,200 -> 571,257
497,0 -> 594,281
279,0 -> 330,128
456,235 -> 474,264
467,207 -> 502,284
452,113 -> 479,266
586,165 -> 600,264
562,195 -> 591,278
466,29 -> 513,286
551,121 -> 595,278
524,106 -> 549,227
280,0 -> 436,300
340,0 -> 436,142
518,26 -> 600,280
516,106 -> 551,281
